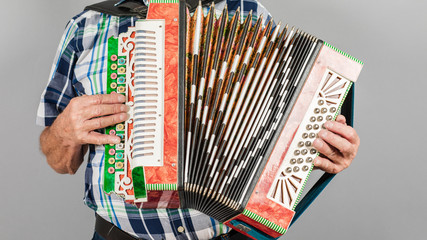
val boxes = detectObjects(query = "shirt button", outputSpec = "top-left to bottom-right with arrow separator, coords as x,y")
177,226 -> 185,233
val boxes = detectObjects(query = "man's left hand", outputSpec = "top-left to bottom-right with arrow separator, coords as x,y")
312,115 -> 360,174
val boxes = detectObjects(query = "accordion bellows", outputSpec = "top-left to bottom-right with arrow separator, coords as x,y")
103,1 -> 363,239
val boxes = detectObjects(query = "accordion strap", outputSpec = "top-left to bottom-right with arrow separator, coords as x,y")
84,0 -> 224,17
291,85 -> 355,226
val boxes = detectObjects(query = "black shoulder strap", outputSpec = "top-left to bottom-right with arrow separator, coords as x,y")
84,0 -> 148,17
85,0 -> 225,17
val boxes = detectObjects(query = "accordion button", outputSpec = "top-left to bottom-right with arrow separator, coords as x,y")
109,129 -> 116,135
116,162 -> 124,169
118,67 -> 126,74
297,158 -> 304,164
118,58 -> 126,65
108,167 -> 115,174
321,108 -> 328,114
294,150 -> 300,156
313,124 -> 319,130
108,158 -> 115,165
290,158 -> 296,164
177,226 -> 185,233
110,55 -> 118,61
110,73 -> 117,80
306,125 -> 312,130
305,141 -> 312,147
286,167 -> 292,173
115,152 -> 124,160
326,115 -> 333,121
318,100 -> 324,106
301,149 -> 308,155
317,116 -> 323,122
306,157 -> 313,163
111,63 -> 118,70
302,133 -> 308,139
117,86 -> 126,93
310,116 -> 316,122
108,149 -> 116,155
310,149 -> 317,154
298,141 -> 304,147
330,107 -> 337,113
118,76 -> 126,84
293,166 -> 300,172
302,166 -> 309,171
314,108 -> 320,114
309,133 -> 316,138
116,124 -> 124,131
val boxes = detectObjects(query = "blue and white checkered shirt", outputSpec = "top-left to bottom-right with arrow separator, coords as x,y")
37,1 -> 272,239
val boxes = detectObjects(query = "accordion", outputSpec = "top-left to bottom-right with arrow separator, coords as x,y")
102,0 -> 363,239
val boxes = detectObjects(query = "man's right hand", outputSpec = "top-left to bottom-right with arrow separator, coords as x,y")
40,93 -> 128,174
52,93 -> 127,145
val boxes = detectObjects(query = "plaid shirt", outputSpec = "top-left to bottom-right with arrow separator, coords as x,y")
37,1 -> 272,239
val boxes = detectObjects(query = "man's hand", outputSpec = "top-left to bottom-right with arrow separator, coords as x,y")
312,115 -> 360,174
40,93 -> 127,174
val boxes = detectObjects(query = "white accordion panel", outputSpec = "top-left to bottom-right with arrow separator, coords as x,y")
268,69 -> 352,209
132,20 -> 165,167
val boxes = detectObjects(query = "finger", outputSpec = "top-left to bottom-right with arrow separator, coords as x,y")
82,93 -> 126,106
313,138 -> 341,161
85,131 -> 121,145
335,115 -> 347,125
314,156 -> 342,174
83,103 -> 127,119
317,129 -> 352,156
323,121 -> 359,144
84,113 -> 128,131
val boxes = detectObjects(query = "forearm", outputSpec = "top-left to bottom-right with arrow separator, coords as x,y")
40,125 -> 86,175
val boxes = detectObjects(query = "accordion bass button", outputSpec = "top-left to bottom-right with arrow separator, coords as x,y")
317,116 -> 323,122
301,149 -> 308,155
310,116 -> 316,122
314,108 -> 320,114
302,133 -> 309,139
306,125 -> 313,130
302,166 -> 309,171
321,108 -> 328,114
297,158 -> 304,164
290,158 -> 297,164
286,167 -> 292,173
306,157 -> 313,163
313,124 -> 319,130
293,166 -> 300,172
298,141 -> 304,147
318,100 -> 324,106
330,107 -> 337,113
309,133 -> 316,138
294,150 -> 301,156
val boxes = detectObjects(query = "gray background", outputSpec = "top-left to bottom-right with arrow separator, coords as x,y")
0,0 -> 426,239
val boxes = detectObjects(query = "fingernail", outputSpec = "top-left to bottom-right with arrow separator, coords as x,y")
324,121 -> 333,129
113,137 -> 121,144
314,158 -> 320,166
120,105 -> 127,112
118,94 -> 126,102
313,138 -> 323,148
318,130 -> 327,138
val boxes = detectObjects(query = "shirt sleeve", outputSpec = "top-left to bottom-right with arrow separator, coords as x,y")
36,18 -> 80,127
